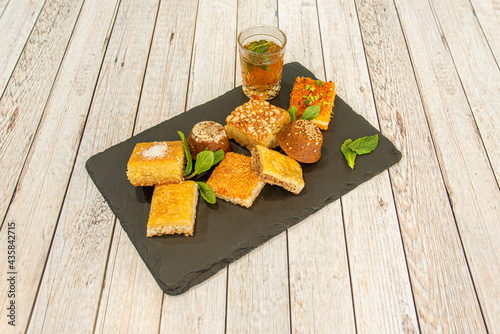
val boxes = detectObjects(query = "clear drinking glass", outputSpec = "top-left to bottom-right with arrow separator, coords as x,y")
238,25 -> 287,100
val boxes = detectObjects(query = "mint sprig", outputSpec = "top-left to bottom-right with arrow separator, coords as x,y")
178,130 -> 225,204
288,105 -> 297,122
300,105 -> 320,121
341,135 -> 379,169
178,131 -> 193,175
195,181 -> 216,204
288,104 -> 321,123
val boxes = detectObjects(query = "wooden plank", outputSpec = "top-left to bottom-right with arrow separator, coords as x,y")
288,204 -> 355,333
395,0 -> 500,330
429,0 -> 500,182
158,0 -> 236,332
469,0 -> 500,63
26,0 -> 160,332
315,0 -> 419,331
0,0 -> 11,18
94,0 -> 199,332
0,0 -> 84,225
355,0 -> 487,331
225,2 -> 290,333
0,0 -> 120,331
0,0 -> 46,97
277,0 -> 355,332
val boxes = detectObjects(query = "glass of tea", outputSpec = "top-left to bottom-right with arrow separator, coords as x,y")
238,25 -> 287,100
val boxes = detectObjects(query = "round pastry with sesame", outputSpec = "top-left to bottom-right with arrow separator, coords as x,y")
187,121 -> 231,160
277,119 -> 323,163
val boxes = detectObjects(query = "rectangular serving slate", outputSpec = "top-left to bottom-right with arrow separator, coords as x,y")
86,62 -> 401,295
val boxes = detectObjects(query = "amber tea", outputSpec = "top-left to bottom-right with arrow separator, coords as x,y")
238,26 -> 287,100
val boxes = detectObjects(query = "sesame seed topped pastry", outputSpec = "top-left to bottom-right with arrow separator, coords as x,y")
126,141 -> 185,186
225,96 -> 290,149
277,119 -> 323,163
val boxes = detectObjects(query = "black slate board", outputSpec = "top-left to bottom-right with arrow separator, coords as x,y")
86,62 -> 401,295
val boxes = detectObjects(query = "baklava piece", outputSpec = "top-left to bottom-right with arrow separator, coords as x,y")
251,145 -> 305,194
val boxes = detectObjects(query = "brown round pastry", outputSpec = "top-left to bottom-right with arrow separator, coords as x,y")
187,121 -> 231,159
277,119 -> 323,163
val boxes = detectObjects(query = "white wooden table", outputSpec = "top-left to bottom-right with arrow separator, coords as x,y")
1,0 -> 499,332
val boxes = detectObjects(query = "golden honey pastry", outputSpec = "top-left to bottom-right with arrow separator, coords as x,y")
225,96 -> 290,149
206,152 -> 265,208
147,181 -> 198,237
251,145 -> 304,194
126,141 -> 185,186
289,77 -> 336,130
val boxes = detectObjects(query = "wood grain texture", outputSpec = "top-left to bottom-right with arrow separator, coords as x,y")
26,0 -> 160,332
469,0 -> 500,63
0,0 -> 84,225
317,0 -> 419,332
94,0 -> 199,332
225,2 -> 290,333
428,0 -> 500,182
159,0 -> 236,332
0,0 -> 119,332
278,0 -> 354,332
226,236 -> 290,334
396,0 -> 500,330
0,0 -> 11,17
0,0 -> 46,96
355,0 -> 486,332
288,204 -> 354,333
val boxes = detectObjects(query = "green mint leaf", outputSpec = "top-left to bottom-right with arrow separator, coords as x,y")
315,80 -> 323,86
300,105 -> 320,121
348,134 -> 379,155
341,139 -> 357,169
177,131 -> 192,175
195,150 -> 214,174
196,181 -> 216,204
249,40 -> 271,53
288,105 -> 297,122
213,149 -> 225,165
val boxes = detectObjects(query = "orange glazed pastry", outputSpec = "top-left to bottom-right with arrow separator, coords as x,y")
147,181 -> 198,237
251,145 -> 304,194
289,77 -> 336,130
207,152 -> 265,208
225,96 -> 290,149
126,141 -> 185,186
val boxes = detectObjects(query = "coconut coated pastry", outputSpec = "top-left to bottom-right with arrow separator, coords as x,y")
186,121 -> 231,160
277,119 -> 323,163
